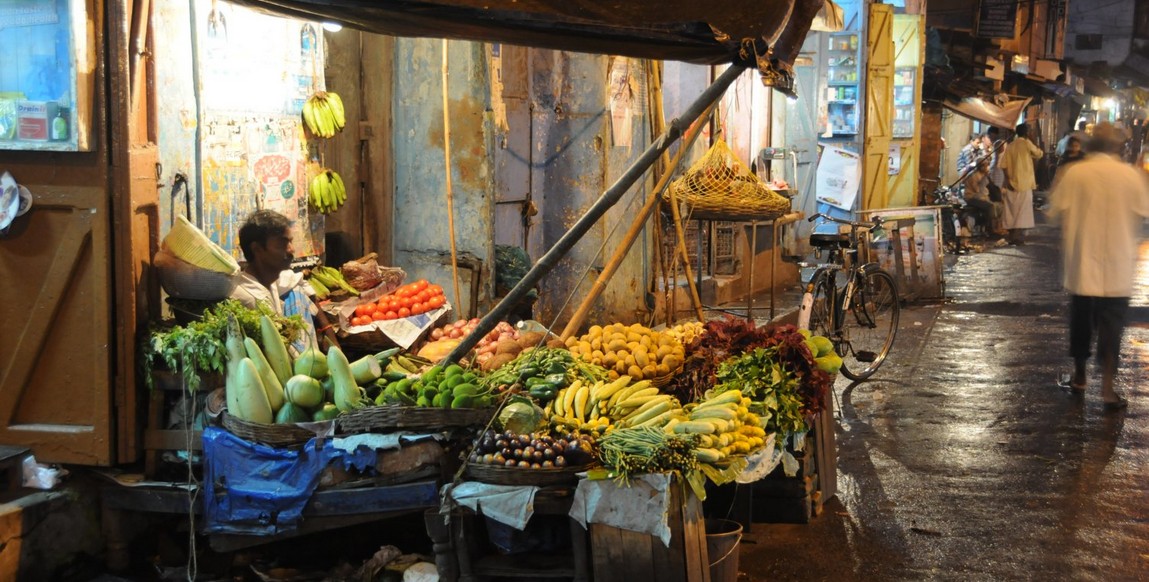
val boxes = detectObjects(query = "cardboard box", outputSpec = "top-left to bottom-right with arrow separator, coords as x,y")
17,101 -> 58,141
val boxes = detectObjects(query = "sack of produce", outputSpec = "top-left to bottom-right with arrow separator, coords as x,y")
162,215 -> 240,275
154,247 -> 237,300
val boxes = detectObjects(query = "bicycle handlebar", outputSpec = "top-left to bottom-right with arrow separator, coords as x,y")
807,212 -> 884,229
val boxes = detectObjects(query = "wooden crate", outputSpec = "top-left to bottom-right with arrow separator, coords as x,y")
750,406 -> 834,524
590,482 -> 711,582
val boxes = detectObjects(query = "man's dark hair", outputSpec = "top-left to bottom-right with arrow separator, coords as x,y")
1076,120 -> 1088,131
1086,122 -> 1127,154
986,126 -> 1000,138
1015,123 -> 1028,138
239,210 -> 292,262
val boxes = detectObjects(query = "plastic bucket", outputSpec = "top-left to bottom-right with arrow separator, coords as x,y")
705,518 -> 743,582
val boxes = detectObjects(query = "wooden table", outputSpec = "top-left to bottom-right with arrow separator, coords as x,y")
426,485 -> 590,582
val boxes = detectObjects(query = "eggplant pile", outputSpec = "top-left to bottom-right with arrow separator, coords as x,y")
468,430 -> 596,469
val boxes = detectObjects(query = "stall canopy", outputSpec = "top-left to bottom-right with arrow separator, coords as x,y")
942,95 -> 1031,130
230,0 -> 839,75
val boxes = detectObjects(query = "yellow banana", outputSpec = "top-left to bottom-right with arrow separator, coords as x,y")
562,383 -> 578,417
573,383 -> 590,422
326,91 -> 346,130
553,387 -> 568,417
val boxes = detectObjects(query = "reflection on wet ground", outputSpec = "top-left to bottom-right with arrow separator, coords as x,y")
739,222 -> 1149,581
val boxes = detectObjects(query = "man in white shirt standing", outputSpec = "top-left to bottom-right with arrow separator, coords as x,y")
999,123 -> 1043,245
1048,122 -> 1149,411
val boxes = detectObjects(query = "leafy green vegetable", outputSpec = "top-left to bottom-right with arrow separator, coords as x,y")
141,299 -> 304,392
715,346 -> 810,436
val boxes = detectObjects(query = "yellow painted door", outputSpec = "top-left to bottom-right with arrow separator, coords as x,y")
863,3 -> 894,211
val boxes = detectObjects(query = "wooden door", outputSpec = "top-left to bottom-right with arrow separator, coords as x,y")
0,186 -> 114,465
862,3 -> 894,211
493,44 -> 533,249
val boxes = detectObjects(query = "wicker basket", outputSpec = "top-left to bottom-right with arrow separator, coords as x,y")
222,412 -> 316,448
338,405 -> 498,434
666,139 -> 791,221
649,368 -> 681,388
155,248 -> 237,300
464,462 -> 595,486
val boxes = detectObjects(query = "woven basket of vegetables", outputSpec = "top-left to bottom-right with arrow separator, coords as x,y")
463,462 -> 595,487
337,405 -> 497,434
222,412 -> 316,448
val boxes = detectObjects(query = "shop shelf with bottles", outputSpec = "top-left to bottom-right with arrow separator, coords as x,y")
825,32 -> 860,138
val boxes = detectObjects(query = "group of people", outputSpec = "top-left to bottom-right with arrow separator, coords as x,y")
958,123 -> 1044,246
954,119 -> 1149,411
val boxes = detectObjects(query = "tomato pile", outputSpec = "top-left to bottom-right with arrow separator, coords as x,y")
349,279 -> 447,326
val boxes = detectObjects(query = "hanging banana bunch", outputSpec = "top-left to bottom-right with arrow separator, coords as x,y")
308,165 -> 347,214
302,91 -> 346,138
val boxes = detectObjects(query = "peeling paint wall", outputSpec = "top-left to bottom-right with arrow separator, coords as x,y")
153,0 -> 199,237
392,39 -> 496,319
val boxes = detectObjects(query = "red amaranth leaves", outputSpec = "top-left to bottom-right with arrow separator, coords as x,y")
665,316 -> 829,417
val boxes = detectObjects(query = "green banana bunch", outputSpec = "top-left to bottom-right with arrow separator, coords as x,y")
307,168 -> 347,214
310,265 -> 359,297
302,91 -> 346,138
308,276 -> 331,299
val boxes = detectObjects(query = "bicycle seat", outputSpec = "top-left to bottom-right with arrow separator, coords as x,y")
810,233 -> 851,248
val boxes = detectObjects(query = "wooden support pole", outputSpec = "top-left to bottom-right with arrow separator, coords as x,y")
444,65 -> 748,364
560,98 -> 719,340
665,176 -> 706,323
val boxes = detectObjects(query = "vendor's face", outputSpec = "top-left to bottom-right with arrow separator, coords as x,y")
257,230 -> 294,272
1067,140 -> 1081,155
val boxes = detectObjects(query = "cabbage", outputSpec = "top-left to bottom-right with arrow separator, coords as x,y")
498,398 -> 543,434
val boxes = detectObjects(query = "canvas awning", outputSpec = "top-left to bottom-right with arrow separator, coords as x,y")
942,95 -> 1031,129
229,0 -> 840,75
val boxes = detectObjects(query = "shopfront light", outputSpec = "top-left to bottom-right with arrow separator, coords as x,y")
322,21 -> 343,32
1105,98 -> 1117,110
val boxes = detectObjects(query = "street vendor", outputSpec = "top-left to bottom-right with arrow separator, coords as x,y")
230,209 -> 321,352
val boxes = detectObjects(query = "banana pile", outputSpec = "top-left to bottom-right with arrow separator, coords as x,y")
547,376 -> 682,434
665,321 -> 705,346
302,91 -> 346,138
308,168 -> 347,214
566,323 -> 685,382
307,265 -> 359,299
670,390 -> 767,464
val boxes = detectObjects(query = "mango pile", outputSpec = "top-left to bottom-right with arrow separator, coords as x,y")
566,323 -> 685,381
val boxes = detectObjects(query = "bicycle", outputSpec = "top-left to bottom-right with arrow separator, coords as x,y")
797,213 -> 900,381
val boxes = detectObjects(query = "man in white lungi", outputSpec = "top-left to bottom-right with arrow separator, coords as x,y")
999,123 -> 1043,245
1047,122 -> 1149,410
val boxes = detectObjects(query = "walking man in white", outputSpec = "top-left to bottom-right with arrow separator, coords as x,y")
1048,122 -> 1149,410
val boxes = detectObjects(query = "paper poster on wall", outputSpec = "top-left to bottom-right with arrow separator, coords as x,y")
815,146 -> 861,210
200,113 -> 323,259
888,144 -> 902,175
609,57 -> 634,147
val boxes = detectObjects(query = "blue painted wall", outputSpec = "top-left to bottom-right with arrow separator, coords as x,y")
392,38 -> 496,319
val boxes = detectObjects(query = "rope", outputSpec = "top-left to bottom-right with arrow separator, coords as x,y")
442,39 -> 464,314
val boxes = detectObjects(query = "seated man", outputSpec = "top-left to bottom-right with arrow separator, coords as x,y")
230,209 -> 319,352
962,160 -> 1002,237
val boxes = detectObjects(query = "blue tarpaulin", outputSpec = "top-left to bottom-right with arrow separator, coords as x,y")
202,427 -> 380,535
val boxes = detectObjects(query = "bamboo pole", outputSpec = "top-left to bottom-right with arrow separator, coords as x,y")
666,171 -> 706,322
444,64 -> 748,364
559,98 -> 718,340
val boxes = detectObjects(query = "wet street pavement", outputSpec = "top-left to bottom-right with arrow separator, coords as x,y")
741,220 -> 1149,581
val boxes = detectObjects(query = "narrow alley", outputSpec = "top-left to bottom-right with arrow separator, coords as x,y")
741,220 -> 1149,580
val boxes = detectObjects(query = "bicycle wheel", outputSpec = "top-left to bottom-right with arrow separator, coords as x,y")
838,268 -> 899,380
805,272 -> 835,341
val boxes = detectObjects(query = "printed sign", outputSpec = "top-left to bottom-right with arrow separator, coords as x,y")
815,146 -> 861,210
976,0 -> 1018,39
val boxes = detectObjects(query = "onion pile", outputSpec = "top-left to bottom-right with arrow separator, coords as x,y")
474,321 -> 521,363
429,318 -> 481,341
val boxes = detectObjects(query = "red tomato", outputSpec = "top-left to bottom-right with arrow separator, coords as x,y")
414,280 -> 428,292
362,303 -> 377,316
415,290 -> 430,304
399,296 -> 413,309
428,295 -> 445,309
371,310 -> 387,321
350,315 -> 365,326
428,284 -> 443,296
354,305 -> 368,317
385,310 -> 399,320
412,302 -> 425,314
398,307 -> 411,318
